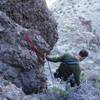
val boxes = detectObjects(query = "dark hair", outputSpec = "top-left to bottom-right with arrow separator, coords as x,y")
79,49 -> 88,58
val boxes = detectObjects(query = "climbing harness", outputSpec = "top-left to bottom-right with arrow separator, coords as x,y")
62,60 -> 79,64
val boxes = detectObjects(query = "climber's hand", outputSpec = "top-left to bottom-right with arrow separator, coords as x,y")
44,53 -> 47,58
42,53 -> 47,60
45,55 -> 49,60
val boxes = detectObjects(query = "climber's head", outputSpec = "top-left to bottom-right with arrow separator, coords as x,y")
78,49 -> 88,61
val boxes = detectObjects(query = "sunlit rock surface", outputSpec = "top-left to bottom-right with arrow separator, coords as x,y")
45,0 -> 100,100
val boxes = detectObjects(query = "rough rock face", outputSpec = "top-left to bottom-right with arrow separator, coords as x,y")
0,77 -> 65,100
0,0 -> 58,46
0,0 -> 58,95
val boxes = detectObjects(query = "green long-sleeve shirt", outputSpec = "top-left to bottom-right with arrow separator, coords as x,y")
47,54 -> 81,86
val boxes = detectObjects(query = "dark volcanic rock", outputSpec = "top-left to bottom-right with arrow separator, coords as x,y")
0,77 -> 66,100
0,2 -> 58,94
0,0 -> 58,46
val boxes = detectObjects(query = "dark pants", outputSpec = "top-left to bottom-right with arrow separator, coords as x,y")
54,69 -> 76,87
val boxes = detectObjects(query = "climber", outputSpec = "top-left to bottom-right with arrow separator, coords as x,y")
46,49 -> 88,87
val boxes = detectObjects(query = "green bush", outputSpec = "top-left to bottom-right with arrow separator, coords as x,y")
49,86 -> 69,97
80,73 -> 86,82
95,77 -> 100,88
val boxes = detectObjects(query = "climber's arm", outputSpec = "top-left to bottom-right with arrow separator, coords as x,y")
46,55 -> 64,62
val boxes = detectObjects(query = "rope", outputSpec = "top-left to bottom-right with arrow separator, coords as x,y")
16,32 -> 59,87
47,60 -> 54,84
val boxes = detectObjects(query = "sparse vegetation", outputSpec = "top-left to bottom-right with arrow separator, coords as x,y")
95,77 -> 100,88
80,73 -> 86,82
49,86 -> 69,97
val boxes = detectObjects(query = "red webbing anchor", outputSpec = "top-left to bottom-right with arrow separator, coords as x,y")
24,33 -> 46,59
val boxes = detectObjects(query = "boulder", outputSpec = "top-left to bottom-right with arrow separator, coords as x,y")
0,0 -> 58,46
0,1 -> 58,94
0,77 -> 66,100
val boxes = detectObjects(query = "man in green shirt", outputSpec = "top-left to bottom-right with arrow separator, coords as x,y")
46,49 -> 88,87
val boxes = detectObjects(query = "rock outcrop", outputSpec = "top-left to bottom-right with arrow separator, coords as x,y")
0,0 -> 58,95
0,0 -> 58,46
0,76 -> 65,100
